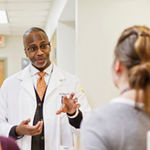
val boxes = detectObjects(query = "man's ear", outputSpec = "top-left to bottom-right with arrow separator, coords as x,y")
24,49 -> 28,57
49,42 -> 51,52
114,60 -> 122,73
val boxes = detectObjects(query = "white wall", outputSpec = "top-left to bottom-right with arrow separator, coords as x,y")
76,0 -> 150,108
56,21 -> 75,74
0,36 -> 25,77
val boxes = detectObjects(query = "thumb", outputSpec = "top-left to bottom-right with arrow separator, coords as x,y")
56,108 -> 63,115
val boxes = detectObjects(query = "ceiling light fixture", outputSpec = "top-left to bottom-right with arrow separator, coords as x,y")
0,10 -> 8,24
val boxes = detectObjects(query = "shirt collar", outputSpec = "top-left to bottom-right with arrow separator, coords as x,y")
111,97 -> 144,108
30,63 -> 53,76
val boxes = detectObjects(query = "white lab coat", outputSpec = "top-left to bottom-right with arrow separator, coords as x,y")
0,63 -> 90,150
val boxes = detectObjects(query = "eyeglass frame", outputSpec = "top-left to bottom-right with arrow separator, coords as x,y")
25,42 -> 50,53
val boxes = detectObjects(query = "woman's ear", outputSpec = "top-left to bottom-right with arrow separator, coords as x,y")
112,60 -> 122,88
114,60 -> 122,73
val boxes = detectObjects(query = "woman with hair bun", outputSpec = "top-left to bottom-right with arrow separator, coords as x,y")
81,26 -> 150,150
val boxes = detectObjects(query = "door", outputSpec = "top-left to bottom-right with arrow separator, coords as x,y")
0,59 -> 6,87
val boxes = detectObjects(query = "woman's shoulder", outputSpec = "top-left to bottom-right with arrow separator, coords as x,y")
82,97 -> 136,127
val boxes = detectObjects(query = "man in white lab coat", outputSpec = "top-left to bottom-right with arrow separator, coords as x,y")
0,27 -> 90,150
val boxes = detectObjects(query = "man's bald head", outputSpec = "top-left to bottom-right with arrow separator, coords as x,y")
23,27 -> 49,47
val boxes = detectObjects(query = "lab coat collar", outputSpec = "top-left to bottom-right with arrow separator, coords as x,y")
16,62 -> 65,100
44,63 -> 65,100
16,64 -> 35,99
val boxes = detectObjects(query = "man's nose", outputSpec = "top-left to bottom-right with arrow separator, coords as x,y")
36,47 -> 44,55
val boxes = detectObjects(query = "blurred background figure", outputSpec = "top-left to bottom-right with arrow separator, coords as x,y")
0,136 -> 20,150
81,26 -> 150,150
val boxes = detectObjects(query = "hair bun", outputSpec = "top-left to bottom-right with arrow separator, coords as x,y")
129,62 -> 150,89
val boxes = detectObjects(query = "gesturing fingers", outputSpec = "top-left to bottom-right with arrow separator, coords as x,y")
27,120 -> 43,135
63,94 -> 77,104
69,93 -> 75,99
22,118 -> 31,125
31,121 -> 43,135
74,98 -> 78,104
56,93 -> 80,115
34,120 -> 43,130
75,103 -> 80,109
56,104 -> 66,115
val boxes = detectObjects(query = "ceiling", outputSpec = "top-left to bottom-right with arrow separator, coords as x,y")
0,0 -> 54,36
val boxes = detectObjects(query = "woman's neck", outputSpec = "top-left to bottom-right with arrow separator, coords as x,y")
118,82 -> 135,101
120,88 -> 144,103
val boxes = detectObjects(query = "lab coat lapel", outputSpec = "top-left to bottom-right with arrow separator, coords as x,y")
45,64 -> 65,100
17,65 -> 36,99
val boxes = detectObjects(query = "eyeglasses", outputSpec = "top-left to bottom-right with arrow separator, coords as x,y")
25,42 -> 50,53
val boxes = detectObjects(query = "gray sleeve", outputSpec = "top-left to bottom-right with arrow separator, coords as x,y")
80,112 -> 109,150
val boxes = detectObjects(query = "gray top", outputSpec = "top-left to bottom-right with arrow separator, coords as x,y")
81,97 -> 150,150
